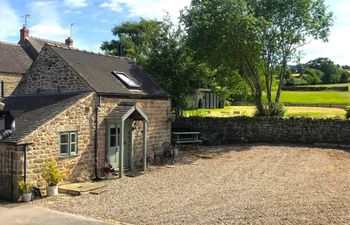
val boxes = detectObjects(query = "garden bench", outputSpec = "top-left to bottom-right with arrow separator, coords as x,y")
173,132 -> 203,150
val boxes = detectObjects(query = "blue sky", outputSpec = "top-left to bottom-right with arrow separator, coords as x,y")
0,0 -> 349,65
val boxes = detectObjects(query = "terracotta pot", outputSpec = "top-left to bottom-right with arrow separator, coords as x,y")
46,185 -> 58,196
22,193 -> 32,202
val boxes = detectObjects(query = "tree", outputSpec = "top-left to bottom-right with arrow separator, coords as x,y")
144,24 -> 201,116
101,18 -> 204,116
101,18 -> 165,65
102,17 -> 247,116
305,57 -> 341,83
181,0 -> 333,115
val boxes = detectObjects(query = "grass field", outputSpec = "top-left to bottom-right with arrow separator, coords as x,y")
184,106 -> 346,119
265,91 -> 350,104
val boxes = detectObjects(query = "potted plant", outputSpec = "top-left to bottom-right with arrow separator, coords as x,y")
102,163 -> 115,179
43,158 -> 62,196
17,180 -> 32,202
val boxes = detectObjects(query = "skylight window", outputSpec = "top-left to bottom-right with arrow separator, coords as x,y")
112,71 -> 141,89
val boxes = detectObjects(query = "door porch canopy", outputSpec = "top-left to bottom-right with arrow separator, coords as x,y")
106,103 -> 149,178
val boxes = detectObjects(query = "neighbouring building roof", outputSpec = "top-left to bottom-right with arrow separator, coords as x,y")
49,44 -> 169,99
21,37 -> 67,60
2,93 -> 89,143
0,41 -> 33,74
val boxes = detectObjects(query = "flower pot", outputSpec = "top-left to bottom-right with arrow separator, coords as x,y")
46,185 -> 58,196
22,193 -> 32,202
105,172 -> 114,180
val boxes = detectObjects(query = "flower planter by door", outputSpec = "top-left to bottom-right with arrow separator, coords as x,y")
22,193 -> 32,202
46,185 -> 58,196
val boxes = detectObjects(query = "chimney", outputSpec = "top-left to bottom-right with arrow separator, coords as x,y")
20,26 -> 29,43
65,37 -> 73,47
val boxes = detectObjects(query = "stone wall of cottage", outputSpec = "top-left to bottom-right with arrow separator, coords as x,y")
0,143 -> 23,201
21,93 -> 96,188
0,73 -> 22,97
16,93 -> 171,188
97,97 -> 172,170
13,46 -> 92,95
173,117 -> 350,145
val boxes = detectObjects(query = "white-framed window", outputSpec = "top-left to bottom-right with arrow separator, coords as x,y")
59,131 -> 78,156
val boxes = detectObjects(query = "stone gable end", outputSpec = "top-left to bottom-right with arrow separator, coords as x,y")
13,46 -> 92,95
21,93 -> 96,186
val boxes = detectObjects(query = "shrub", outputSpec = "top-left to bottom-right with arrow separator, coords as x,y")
300,73 -> 322,85
285,77 -> 308,86
43,158 -> 62,186
254,102 -> 286,118
346,106 -> 350,119
340,70 -> 350,83
17,181 -> 32,194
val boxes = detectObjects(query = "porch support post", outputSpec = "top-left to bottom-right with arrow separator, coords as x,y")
119,120 -> 124,178
130,121 -> 135,171
142,120 -> 148,171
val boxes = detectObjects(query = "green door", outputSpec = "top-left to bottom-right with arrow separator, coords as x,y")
107,123 -> 120,169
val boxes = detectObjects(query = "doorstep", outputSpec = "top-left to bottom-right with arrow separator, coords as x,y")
59,182 -> 106,196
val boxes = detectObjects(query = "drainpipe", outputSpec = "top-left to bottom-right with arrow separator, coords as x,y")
23,144 -> 27,183
94,95 -> 101,179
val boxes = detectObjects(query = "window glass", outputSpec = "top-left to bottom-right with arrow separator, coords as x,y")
110,136 -> 116,147
60,134 -> 68,144
70,133 -> 76,143
110,127 -> 116,135
60,144 -> 68,154
70,143 -> 76,153
60,132 -> 78,156
112,71 -> 141,89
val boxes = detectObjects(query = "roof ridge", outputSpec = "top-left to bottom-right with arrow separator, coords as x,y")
0,40 -> 20,46
28,36 -> 65,44
47,43 -> 132,61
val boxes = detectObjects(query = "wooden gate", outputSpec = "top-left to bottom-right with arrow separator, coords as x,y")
0,146 -> 23,201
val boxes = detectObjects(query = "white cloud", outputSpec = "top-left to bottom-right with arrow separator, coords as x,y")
64,0 -> 88,8
0,0 -> 21,41
28,1 -> 69,41
99,0 -> 191,22
100,0 -> 123,13
30,24 -> 69,38
301,0 -> 350,65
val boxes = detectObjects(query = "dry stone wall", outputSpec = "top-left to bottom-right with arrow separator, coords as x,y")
173,117 -> 350,145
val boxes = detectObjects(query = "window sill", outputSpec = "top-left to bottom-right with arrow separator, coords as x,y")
58,154 -> 79,159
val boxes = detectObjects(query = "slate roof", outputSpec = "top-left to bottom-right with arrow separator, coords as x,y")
0,41 -> 33,74
25,37 -> 66,54
2,93 -> 89,143
20,37 -> 67,60
49,44 -> 169,99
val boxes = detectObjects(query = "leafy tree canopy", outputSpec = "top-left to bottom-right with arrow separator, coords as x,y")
181,0 -> 333,115
305,57 -> 340,83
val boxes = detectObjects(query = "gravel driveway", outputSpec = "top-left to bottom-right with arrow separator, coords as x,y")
36,145 -> 350,225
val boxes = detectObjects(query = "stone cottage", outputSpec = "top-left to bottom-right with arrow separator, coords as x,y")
0,26 -> 72,97
0,42 -> 171,200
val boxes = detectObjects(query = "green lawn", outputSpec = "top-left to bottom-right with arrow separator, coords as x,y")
184,106 -> 346,119
265,91 -> 350,104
